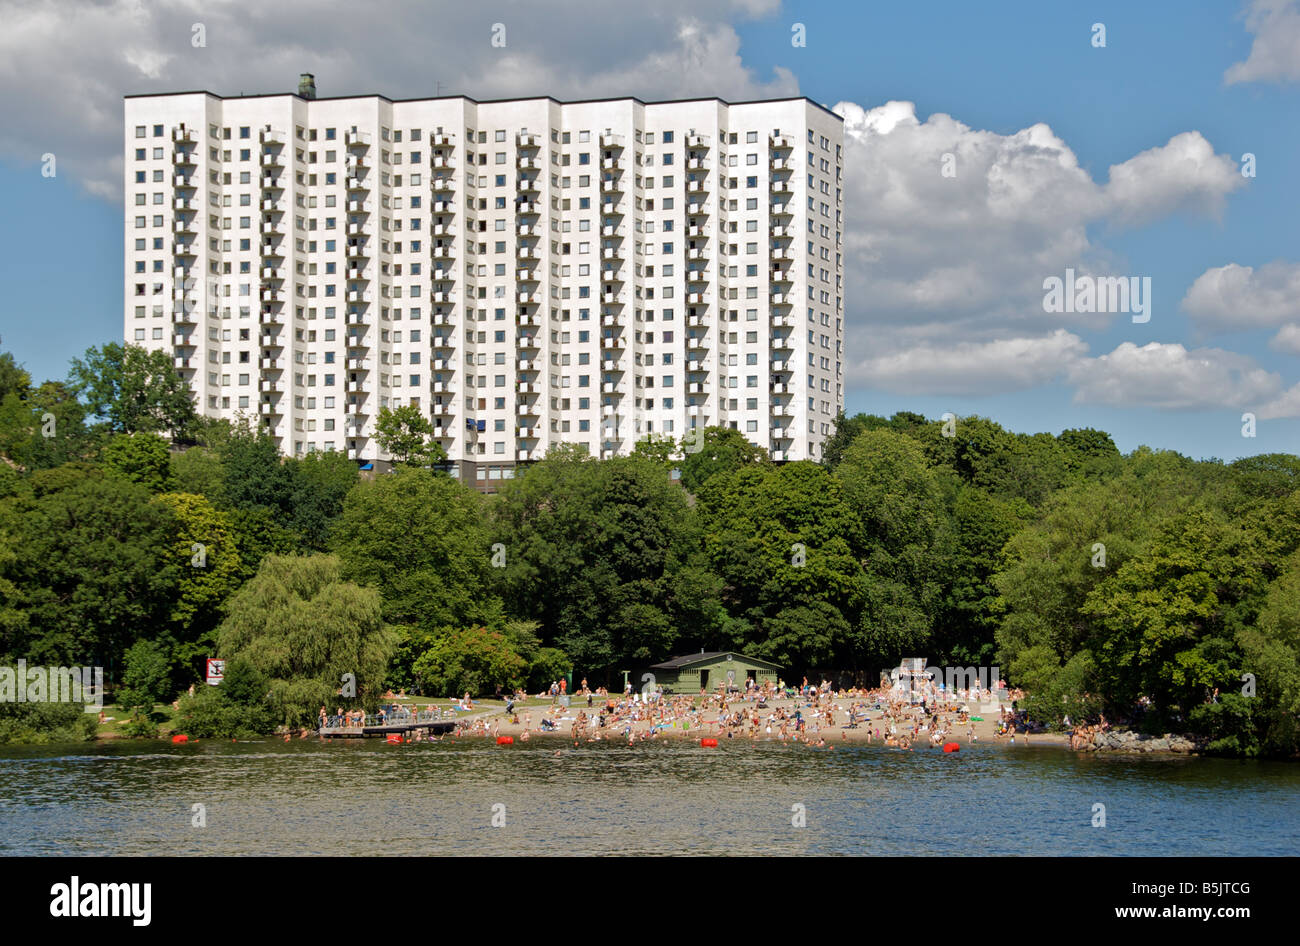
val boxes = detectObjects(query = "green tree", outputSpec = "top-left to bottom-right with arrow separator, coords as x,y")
2,473 -> 179,671
412,626 -> 529,697
68,343 -> 197,438
217,553 -> 396,727
678,426 -> 768,493
101,432 -> 174,492
115,639 -> 173,711
287,450 -> 358,550
154,492 -> 244,680
334,468 -> 503,631
374,405 -> 446,467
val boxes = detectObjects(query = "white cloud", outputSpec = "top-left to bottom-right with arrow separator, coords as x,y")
852,330 -> 1088,396
1225,0 -> 1300,84
0,0 -> 793,196
1257,382 -> 1300,419
1103,131 -> 1242,225
1270,324 -> 1300,355
1067,342 -> 1285,412
1181,261 -> 1300,332
834,99 -> 1245,396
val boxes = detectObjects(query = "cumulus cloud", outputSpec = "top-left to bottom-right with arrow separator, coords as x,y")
833,99 -> 1245,397
0,0 -> 793,196
1181,261 -> 1300,332
1067,342 -> 1285,412
1225,0 -> 1300,85
1257,382 -> 1300,419
1269,324 -> 1300,355
852,330 -> 1088,396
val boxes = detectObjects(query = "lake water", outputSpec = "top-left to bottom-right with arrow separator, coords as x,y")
1,738 -> 1296,856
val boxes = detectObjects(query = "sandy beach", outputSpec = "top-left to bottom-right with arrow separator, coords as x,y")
429,692 -> 1071,749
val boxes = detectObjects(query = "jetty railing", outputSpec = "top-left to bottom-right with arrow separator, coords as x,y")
320,708 -> 459,730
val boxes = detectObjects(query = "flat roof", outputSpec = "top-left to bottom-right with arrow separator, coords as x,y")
123,91 -> 844,122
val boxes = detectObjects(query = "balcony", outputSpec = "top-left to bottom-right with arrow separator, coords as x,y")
686,292 -> 708,305
770,133 -> 794,149
601,336 -> 624,350
686,134 -> 709,148
172,127 -> 197,144
515,200 -> 540,214
431,175 -> 454,194
347,177 -> 368,192
518,449 -> 534,461
686,179 -> 708,193
172,332 -> 191,346
517,291 -> 539,304
174,357 -> 191,370
346,242 -> 369,258
517,223 -> 539,237
601,157 -> 625,171
430,290 -> 454,304
770,180 -> 793,195
600,177 -> 622,193
517,381 -> 540,394
517,358 -> 537,372
347,199 -> 371,214
431,310 -> 456,324
172,150 -> 196,166
517,312 -> 541,327
174,217 -> 196,234
517,176 -> 540,193
771,314 -> 795,328
173,174 -> 194,189
600,313 -> 625,328
517,132 -> 539,148
687,224 -> 709,238
430,132 -> 454,147
769,335 -> 795,351
260,380 -> 281,393
771,157 -> 793,172
601,224 -> 625,238
771,202 -> 793,217
260,151 -> 283,168
345,129 -> 371,147
516,246 -> 540,260
262,175 -> 282,189
517,156 -> 540,170
686,157 -> 707,170
770,248 -> 795,261
431,199 -> 455,213
262,221 -> 285,235
602,290 -> 626,305
431,244 -> 455,259
771,224 -> 791,238
260,357 -> 283,370
262,266 -> 282,280
600,132 -> 624,148
430,155 -> 454,169
517,332 -> 540,349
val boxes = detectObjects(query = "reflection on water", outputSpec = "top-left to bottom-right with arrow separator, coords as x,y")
1,738 -> 1296,855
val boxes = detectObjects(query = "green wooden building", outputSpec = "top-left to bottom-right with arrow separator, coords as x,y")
648,651 -> 782,694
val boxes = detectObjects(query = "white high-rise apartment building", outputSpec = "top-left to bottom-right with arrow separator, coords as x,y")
124,79 -> 844,486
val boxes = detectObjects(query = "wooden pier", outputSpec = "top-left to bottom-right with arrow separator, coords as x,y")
318,710 -> 459,739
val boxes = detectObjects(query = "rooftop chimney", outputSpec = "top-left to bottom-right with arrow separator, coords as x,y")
298,73 -> 316,99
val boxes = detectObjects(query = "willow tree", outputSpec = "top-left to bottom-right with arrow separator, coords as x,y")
217,553 -> 395,727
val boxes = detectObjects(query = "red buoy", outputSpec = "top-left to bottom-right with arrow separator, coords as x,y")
497,736 -> 513,745
171,734 -> 188,744
386,733 -> 403,745
943,742 -> 960,753
701,738 -> 718,747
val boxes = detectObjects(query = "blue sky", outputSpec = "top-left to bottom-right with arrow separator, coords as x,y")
1,0 -> 1297,460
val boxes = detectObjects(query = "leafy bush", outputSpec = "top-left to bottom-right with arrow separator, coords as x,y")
172,684 -> 273,739
0,701 -> 97,745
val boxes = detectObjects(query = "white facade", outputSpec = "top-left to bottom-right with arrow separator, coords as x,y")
123,90 -> 844,484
